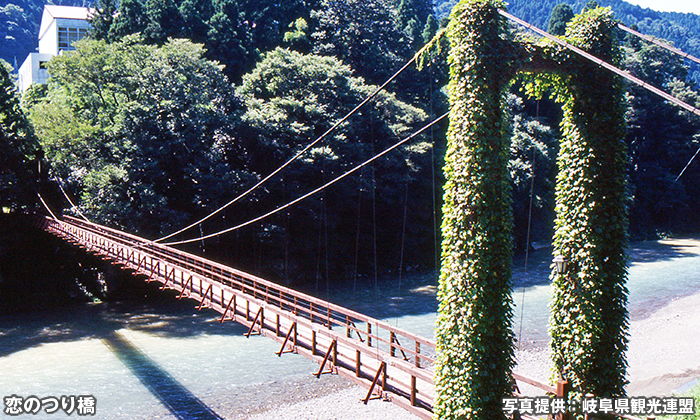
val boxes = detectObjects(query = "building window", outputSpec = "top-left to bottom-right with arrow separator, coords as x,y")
39,61 -> 48,69
57,27 -> 88,50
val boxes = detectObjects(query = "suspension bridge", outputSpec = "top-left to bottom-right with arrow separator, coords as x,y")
30,4 -> 700,420
38,213 -> 570,420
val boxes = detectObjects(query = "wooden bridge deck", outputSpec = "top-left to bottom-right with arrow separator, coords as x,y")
37,215 -> 650,420
39,215 -> 437,419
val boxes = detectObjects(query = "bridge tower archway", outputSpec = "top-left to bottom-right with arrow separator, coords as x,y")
433,1 -> 629,418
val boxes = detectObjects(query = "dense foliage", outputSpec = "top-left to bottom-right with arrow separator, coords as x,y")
0,60 -> 41,210
3,0 -> 699,246
433,1 -> 516,419
1,0 -> 696,415
233,47 -> 432,281
524,6 -> 630,398
435,0 -> 700,85
28,37 -> 249,234
622,39 -> 700,236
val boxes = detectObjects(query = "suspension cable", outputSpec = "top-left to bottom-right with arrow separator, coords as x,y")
618,23 -> 700,66
35,190 -> 58,221
161,112 -> 449,246
54,177 -> 90,222
155,51 -> 428,244
499,9 -> 700,119
675,144 -> 700,182
518,100 -> 539,350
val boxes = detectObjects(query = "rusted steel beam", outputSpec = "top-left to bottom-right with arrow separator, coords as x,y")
146,261 -> 160,283
315,339 -> 338,378
197,283 -> 213,310
363,361 -> 387,404
178,275 -> 193,299
245,307 -> 264,338
39,215 -> 441,420
219,294 -> 237,323
159,267 -> 176,290
276,322 -> 297,356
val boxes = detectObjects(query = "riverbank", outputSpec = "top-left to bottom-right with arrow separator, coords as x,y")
250,238 -> 700,419
1,237 -> 697,419
514,286 -> 700,398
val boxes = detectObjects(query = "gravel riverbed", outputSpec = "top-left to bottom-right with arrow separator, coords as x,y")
248,238 -> 700,419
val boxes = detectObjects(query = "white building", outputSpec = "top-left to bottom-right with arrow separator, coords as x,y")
18,5 -> 91,93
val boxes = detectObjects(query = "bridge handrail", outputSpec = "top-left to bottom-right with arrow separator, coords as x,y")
50,215 -> 437,361
40,215 -> 655,420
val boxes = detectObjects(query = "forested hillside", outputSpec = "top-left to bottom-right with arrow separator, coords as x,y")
435,0 -> 700,85
2,0 -> 699,286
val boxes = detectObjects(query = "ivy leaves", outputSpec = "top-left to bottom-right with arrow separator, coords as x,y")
435,1 -> 515,419
435,4 -> 630,418
521,6 -> 630,399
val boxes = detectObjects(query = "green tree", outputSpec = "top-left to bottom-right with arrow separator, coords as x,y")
507,93 -> 558,252
396,0 -> 433,31
422,14 -> 440,45
206,0 -> 257,82
0,60 -> 41,209
547,3 -> 574,35
89,0 -> 118,41
143,0 -> 184,43
110,0 -> 148,41
29,37 -> 249,234
236,47 -> 431,280
583,0 -> 599,12
623,40 -> 700,235
311,0 -> 411,85
179,0 -> 213,43
433,1 -> 517,419
283,18 -> 311,53
0,3 -> 36,69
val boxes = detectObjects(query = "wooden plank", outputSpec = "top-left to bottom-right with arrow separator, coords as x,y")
42,216 -> 440,419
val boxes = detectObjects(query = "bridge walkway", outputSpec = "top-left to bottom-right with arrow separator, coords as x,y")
39,215 -> 437,419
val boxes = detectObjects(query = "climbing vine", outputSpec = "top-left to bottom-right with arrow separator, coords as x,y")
434,1 -> 517,419
434,2 -> 630,418
523,7 -> 630,399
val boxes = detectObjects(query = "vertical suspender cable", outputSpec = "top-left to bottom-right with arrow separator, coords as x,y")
315,194 -> 324,296
284,211 -> 290,284
160,113 -> 449,246
155,53 -> 425,244
199,223 -> 205,253
429,65 -> 440,281
352,169 -> 364,303
324,187 -> 330,304
518,101 -> 539,350
396,177 -> 409,327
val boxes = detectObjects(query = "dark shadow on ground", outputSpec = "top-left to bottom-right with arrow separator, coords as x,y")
101,330 -> 223,420
0,296 -> 235,419
0,290 -> 248,359
627,238 -> 700,264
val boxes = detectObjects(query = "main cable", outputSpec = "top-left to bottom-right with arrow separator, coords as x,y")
36,190 -> 59,221
54,177 -> 90,222
675,144 -> 700,182
500,9 -> 700,119
618,23 -> 700,66
155,49 -> 429,244
162,112 -> 449,246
